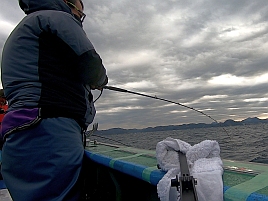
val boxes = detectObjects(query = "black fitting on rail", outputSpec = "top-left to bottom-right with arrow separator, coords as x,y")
171,151 -> 198,201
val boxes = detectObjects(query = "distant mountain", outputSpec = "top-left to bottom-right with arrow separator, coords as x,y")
241,117 -> 262,124
96,117 -> 268,135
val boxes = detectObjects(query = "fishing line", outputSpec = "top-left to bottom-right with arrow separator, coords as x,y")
103,85 -> 231,138
84,85 -> 104,103
93,88 -> 103,103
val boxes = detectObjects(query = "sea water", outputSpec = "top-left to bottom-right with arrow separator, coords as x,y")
92,123 -> 268,162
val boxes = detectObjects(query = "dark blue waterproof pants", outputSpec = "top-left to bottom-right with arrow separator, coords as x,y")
1,118 -> 84,201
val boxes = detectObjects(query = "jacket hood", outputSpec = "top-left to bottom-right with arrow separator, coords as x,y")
19,0 -> 72,15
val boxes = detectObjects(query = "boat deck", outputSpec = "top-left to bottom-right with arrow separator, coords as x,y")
0,189 -> 12,201
0,178 -> 12,200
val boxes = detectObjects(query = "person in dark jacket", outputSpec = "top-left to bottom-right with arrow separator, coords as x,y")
0,0 -> 108,200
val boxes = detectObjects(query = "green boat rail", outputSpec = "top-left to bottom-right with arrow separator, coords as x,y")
85,141 -> 268,201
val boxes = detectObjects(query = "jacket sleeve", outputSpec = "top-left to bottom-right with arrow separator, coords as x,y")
77,49 -> 108,87
38,11 -> 108,86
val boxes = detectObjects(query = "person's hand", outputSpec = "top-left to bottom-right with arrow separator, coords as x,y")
90,85 -> 103,90
90,76 -> 108,90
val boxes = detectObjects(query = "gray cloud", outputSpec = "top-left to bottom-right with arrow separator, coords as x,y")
1,0 -> 268,129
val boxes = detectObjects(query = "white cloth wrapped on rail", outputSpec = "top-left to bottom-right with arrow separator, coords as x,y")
156,137 -> 223,201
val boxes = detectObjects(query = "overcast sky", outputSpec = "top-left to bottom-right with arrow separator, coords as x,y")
1,0 -> 268,130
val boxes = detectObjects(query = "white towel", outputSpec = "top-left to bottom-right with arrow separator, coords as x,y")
156,137 -> 223,201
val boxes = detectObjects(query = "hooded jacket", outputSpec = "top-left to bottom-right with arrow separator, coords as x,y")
1,0 -> 108,137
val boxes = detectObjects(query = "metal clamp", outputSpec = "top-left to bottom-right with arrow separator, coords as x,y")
171,151 -> 198,201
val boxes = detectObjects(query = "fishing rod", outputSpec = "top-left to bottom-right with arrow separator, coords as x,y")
103,85 -> 230,137
104,86 -> 217,123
